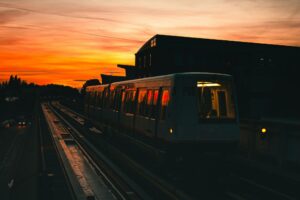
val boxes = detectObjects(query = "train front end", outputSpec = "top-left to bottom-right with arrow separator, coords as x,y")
166,73 -> 239,154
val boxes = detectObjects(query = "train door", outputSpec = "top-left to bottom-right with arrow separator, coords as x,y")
116,89 -> 124,125
112,89 -> 122,125
119,89 -> 136,132
141,89 -> 159,138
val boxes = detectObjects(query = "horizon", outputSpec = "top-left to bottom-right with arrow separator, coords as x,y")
0,74 -> 83,89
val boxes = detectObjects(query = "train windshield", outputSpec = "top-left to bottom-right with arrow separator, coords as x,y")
197,80 -> 236,120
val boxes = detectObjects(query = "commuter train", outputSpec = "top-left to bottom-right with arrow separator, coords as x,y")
84,72 -> 239,161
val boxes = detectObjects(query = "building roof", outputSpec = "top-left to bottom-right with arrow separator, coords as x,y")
100,74 -> 126,84
136,34 -> 300,54
117,64 -> 135,70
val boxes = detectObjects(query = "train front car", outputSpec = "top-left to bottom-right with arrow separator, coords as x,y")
164,73 -> 239,158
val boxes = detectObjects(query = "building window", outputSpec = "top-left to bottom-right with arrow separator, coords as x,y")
150,38 -> 156,47
149,54 -> 152,66
144,55 -> 147,68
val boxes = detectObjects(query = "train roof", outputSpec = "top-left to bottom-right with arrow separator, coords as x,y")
114,72 -> 231,84
86,72 -> 232,91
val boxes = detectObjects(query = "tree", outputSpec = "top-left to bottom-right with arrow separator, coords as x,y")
80,79 -> 100,96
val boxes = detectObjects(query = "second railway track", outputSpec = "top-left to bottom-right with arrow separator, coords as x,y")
52,101 -> 300,200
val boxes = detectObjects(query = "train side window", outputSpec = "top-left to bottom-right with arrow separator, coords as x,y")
130,90 -> 136,114
217,91 -> 227,116
89,92 -> 93,105
91,92 -> 96,106
160,89 -> 170,120
197,81 -> 235,120
124,90 -> 136,114
109,91 -> 115,109
99,91 -> 103,108
121,91 -> 126,112
137,89 -> 147,116
145,90 -> 153,117
85,92 -> 90,104
114,90 -> 122,111
198,87 -> 212,118
150,89 -> 159,119
124,91 -> 129,113
94,92 -> 97,106
103,88 -> 110,108
95,91 -> 99,107
124,92 -> 129,113
113,90 -> 117,111
98,91 -> 103,108
95,91 -> 99,106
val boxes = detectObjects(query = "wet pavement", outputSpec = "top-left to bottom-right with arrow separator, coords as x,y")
0,125 -> 38,200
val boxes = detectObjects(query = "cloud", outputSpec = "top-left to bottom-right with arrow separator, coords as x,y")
0,2 -> 139,27
0,8 -> 28,24
0,36 -> 23,45
265,20 -> 300,30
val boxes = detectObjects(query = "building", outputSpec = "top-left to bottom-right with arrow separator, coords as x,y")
133,34 -> 300,118
117,64 -> 137,80
100,74 -> 126,84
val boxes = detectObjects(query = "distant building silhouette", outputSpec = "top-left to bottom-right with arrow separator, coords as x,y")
100,74 -> 126,84
117,64 -> 137,80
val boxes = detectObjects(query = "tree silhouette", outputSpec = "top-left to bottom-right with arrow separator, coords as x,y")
80,79 -> 100,96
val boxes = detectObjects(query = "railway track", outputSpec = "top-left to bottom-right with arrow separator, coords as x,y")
47,102 -> 196,200
38,106 -> 76,200
49,101 -> 299,200
43,103 -> 143,200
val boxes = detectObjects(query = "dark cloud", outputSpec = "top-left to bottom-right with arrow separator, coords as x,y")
266,20 -> 300,29
0,8 -> 27,24
0,37 -> 22,45
0,25 -> 31,30
39,61 -> 109,68
169,19 -> 300,35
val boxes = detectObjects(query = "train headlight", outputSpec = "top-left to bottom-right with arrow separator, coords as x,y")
259,127 -> 267,140
261,128 -> 267,134
169,128 -> 173,134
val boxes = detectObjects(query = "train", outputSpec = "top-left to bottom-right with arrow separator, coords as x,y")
84,72 -> 240,163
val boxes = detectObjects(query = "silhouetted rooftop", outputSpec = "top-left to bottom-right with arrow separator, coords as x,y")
137,34 -> 300,53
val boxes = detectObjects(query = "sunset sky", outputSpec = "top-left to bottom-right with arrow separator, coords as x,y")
1,0 -> 300,88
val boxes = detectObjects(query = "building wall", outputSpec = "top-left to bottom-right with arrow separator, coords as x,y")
135,35 -> 300,119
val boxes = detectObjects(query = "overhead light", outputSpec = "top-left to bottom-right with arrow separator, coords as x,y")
197,82 -> 221,87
